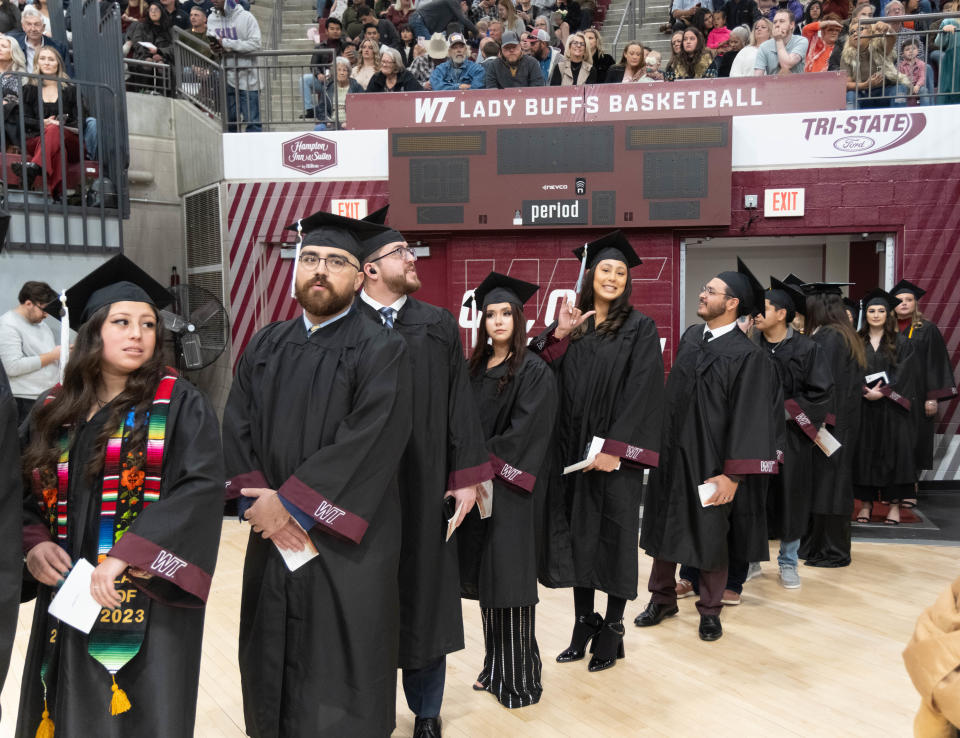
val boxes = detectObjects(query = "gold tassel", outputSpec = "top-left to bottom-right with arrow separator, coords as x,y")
35,700 -> 54,738
110,675 -> 131,716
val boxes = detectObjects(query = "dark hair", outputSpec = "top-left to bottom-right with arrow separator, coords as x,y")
858,301 -> 899,365
325,16 -> 342,28
572,265 -> 633,340
356,5 -> 373,16
803,0 -> 822,22
481,39 -> 500,56
804,293 -> 867,367
467,301 -> 527,394
677,27 -> 707,77
362,21 -> 378,32
773,6 -> 795,23
22,303 -> 166,490
901,37 -> 918,49
19,280 -> 57,306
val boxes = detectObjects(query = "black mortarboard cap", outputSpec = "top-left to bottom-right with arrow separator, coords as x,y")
360,204 -> 406,255
572,231 -> 642,271
44,254 -> 172,331
783,272 -> 806,289
801,281 -> 853,296
284,209 -> 391,262
890,279 -> 926,300
717,257 -> 763,317
464,272 -> 539,310
767,276 -> 807,318
862,287 -> 901,311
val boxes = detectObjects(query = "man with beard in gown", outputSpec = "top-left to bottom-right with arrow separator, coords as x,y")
0,362 -> 19,718
753,277 -> 833,589
637,259 -> 780,642
223,211 -> 413,738
355,206 -> 492,738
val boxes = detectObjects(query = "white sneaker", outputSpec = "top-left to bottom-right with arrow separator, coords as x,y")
745,562 -> 762,582
779,566 -> 801,589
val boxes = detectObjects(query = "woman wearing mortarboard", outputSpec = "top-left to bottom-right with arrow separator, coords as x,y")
459,272 -> 557,708
798,281 -> 866,567
530,231 -> 665,672
852,288 -> 920,526
16,255 -> 225,738
891,279 -> 957,511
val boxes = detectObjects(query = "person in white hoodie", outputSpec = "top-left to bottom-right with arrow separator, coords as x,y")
207,0 -> 262,131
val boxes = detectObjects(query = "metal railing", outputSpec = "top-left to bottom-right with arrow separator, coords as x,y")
851,12 -> 960,109
123,58 -> 174,96
611,0 -> 644,58
0,73 -> 124,252
173,31 -> 227,120
216,48 -> 337,131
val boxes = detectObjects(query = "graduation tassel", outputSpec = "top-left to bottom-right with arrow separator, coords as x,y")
35,699 -> 54,738
58,292 -> 69,385
467,289 -> 478,350
574,243 -> 588,297
109,675 -> 132,716
289,220 -> 303,299
856,298 -> 863,332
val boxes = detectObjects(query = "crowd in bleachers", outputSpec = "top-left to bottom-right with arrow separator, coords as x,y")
284,0 -> 959,128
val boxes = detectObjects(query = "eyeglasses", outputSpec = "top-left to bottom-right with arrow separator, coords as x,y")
569,40 -> 585,46
699,284 -> 731,298
298,253 -> 360,273
368,245 -> 418,263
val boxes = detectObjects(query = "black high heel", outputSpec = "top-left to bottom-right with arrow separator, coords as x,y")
556,612 -> 602,663
587,620 -> 625,672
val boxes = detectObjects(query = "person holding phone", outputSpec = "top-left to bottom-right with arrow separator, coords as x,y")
852,289 -> 919,525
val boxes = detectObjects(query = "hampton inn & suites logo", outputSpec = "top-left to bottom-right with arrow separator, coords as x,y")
281,134 -> 338,175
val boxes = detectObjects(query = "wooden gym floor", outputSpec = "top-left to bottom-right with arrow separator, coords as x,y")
2,521 -> 954,737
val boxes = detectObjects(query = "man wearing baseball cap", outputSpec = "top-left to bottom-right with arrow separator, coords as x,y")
527,27 -> 561,82
430,32 -> 487,89
483,30 -> 545,87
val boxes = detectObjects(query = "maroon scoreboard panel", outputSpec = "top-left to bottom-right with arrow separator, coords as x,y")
387,118 -> 732,231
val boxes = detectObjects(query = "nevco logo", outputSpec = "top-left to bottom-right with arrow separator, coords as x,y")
800,112 -> 926,158
282,134 -> 338,175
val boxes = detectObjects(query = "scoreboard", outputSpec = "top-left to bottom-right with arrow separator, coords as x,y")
387,118 -> 732,231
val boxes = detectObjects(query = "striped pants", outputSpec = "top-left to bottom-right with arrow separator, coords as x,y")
476,606 -> 542,709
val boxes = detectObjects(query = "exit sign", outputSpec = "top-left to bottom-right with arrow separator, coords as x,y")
331,199 -> 368,219
764,188 -> 805,217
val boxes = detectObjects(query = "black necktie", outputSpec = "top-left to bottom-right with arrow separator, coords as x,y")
702,330 -> 713,345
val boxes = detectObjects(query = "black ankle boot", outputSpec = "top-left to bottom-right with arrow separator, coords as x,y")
587,620 -> 625,672
556,612 -> 602,663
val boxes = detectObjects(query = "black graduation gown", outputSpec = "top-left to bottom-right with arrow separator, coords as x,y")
355,296 -> 491,669
458,351 -> 558,609
757,328 -> 834,541
16,380 -> 225,738
532,310 -> 664,600
639,325 -> 780,572
222,309 -> 413,738
0,364 -> 21,718
807,326 -> 862,517
852,335 -> 919,492
901,320 -> 957,471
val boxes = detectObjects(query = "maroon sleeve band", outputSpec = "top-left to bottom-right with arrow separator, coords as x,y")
928,387 -> 958,401
278,474 -> 369,544
489,454 -> 536,493
600,439 -> 660,468
225,469 -> 270,500
878,385 -> 912,411
723,459 -> 779,475
824,413 -> 836,427
109,532 -> 212,604
447,461 -> 495,491
23,523 -> 52,554
538,333 -> 570,364
784,399 -> 818,442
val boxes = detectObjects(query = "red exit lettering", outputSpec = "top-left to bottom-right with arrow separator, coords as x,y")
771,191 -> 797,211
336,201 -> 362,218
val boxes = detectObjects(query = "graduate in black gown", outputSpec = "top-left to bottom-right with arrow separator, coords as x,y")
17,255 -> 225,738
892,279 -> 957,508
0,362 -> 21,719
637,259 -> 780,642
798,283 -> 866,568
753,277 -> 833,589
455,273 -> 558,708
853,289 -> 920,526
355,207 -> 493,738
222,211 -> 413,738
531,231 -> 664,672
